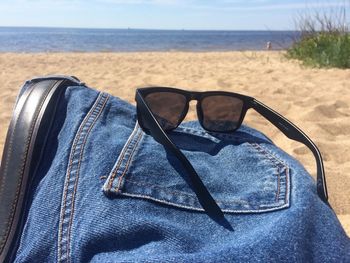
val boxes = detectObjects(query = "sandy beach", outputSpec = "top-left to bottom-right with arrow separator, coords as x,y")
0,51 -> 349,235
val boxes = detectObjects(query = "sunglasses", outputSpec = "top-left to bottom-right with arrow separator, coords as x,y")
135,87 -> 328,217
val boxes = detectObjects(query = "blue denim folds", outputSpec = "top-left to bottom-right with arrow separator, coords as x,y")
14,84 -> 350,262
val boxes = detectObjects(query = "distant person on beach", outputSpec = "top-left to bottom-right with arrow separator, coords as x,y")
266,41 -> 272,50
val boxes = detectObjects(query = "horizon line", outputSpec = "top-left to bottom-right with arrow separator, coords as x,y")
0,25 -> 298,32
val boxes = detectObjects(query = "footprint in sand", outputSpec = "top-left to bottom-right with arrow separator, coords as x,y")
273,88 -> 284,94
217,79 -> 231,88
293,146 -> 309,155
334,100 -> 349,109
303,103 -> 349,121
317,122 -> 350,136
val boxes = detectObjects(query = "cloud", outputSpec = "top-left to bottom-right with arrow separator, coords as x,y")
1,0 -> 348,12
97,0 -> 191,5
187,0 -> 348,11
94,0 -> 349,11
245,2 -> 348,11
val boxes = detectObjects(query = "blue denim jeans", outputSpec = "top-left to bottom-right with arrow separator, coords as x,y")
14,84 -> 350,262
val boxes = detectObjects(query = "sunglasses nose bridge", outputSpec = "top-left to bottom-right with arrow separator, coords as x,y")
185,92 -> 202,124
189,91 -> 201,101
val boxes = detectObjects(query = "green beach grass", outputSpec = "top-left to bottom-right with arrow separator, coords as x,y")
287,32 -> 350,68
287,4 -> 350,68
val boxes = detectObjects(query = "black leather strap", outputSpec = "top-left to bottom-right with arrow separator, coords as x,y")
0,75 -> 84,263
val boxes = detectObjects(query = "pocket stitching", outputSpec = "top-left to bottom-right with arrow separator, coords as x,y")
247,142 -> 290,204
120,178 -> 285,207
115,129 -> 144,192
116,191 -> 289,214
175,126 -> 259,143
105,123 -> 291,213
105,122 -> 142,191
58,92 -> 109,263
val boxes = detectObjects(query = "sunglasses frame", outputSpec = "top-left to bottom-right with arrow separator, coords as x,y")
135,86 -> 329,217
136,87 -> 252,133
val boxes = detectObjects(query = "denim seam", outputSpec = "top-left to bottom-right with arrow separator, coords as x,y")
248,142 -> 288,167
104,123 -> 290,212
247,142 -> 290,204
115,129 -> 144,192
107,165 -> 289,212
58,96 -> 99,262
0,81 -> 58,251
121,179 -> 282,206
276,166 -> 281,202
57,92 -> 109,263
248,142 -> 285,202
175,126 -> 258,143
116,192 -> 290,214
104,121 -> 141,191
58,100 -> 95,263
285,166 -> 290,204
105,124 -> 274,194
66,93 -> 109,262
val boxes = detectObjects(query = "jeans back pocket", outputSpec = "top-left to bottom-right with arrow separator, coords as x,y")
103,121 -> 290,213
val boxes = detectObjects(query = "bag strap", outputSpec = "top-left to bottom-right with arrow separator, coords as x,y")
0,75 -> 85,263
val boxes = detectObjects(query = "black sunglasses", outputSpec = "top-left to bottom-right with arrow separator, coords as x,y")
135,87 -> 328,217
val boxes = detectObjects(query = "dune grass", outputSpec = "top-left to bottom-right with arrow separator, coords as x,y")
287,33 -> 350,68
287,4 -> 350,68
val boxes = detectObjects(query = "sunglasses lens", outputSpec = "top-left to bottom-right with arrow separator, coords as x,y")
201,95 -> 244,132
144,92 -> 187,130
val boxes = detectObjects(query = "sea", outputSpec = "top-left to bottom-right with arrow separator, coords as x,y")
0,27 -> 299,52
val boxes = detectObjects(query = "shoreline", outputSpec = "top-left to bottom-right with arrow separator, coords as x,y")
0,50 -> 287,54
0,51 -> 349,235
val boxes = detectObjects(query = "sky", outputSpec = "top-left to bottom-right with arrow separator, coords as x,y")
0,0 -> 348,30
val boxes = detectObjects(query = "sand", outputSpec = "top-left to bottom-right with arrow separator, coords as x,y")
0,51 -> 349,235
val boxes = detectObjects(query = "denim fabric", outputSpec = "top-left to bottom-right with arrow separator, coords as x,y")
13,84 -> 350,262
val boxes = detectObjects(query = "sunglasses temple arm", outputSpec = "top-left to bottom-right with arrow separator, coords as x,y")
249,99 -> 328,204
136,93 -> 225,218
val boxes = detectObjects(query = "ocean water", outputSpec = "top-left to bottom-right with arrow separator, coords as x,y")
0,27 -> 299,52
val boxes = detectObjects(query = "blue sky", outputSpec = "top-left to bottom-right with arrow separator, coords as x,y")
0,0 -> 348,30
